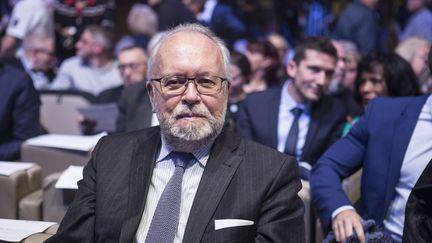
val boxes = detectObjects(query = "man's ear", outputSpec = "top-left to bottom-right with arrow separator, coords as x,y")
287,60 -> 298,78
146,81 -> 156,112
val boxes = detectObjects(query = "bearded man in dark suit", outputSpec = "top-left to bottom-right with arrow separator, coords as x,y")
46,23 -> 305,243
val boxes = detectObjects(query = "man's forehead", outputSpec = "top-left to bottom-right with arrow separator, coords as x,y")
303,49 -> 336,65
119,49 -> 147,61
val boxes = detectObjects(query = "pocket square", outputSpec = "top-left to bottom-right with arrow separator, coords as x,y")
214,219 -> 254,230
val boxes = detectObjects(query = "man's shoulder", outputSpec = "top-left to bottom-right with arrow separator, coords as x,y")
313,94 -> 347,117
242,85 -> 282,106
59,56 -> 83,68
369,95 -> 427,110
0,62 -> 30,86
231,132 -> 294,166
99,127 -> 160,148
122,81 -> 148,96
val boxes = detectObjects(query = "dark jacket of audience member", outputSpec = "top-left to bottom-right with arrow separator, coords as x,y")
116,81 -> 152,133
152,0 -> 197,31
334,0 -> 381,56
403,158 -> 432,243
0,62 -> 43,160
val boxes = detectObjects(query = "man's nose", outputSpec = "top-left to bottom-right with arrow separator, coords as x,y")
316,70 -> 327,86
182,82 -> 200,104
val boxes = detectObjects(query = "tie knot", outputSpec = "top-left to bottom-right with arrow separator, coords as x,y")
170,152 -> 194,169
291,107 -> 303,117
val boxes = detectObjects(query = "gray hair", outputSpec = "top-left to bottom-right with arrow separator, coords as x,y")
128,4 -> 158,36
22,32 -> 54,51
85,25 -> 114,54
147,23 -> 231,80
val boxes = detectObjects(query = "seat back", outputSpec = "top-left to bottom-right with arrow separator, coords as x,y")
40,92 -> 90,134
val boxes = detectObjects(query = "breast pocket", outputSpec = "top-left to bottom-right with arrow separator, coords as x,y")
211,225 -> 256,243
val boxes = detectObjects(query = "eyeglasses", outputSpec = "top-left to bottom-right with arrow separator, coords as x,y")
118,62 -> 146,72
151,75 -> 227,95
33,48 -> 54,56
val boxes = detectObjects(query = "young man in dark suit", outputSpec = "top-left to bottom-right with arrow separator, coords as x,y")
46,23 -> 305,243
236,37 -> 347,172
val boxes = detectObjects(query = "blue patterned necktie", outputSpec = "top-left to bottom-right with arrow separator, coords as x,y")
145,152 -> 194,243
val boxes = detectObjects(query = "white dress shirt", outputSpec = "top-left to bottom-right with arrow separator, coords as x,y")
135,138 -> 212,243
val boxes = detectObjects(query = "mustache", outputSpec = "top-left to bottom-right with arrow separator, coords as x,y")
172,104 -> 212,119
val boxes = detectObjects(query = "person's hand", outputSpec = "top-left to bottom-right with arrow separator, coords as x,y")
77,115 -> 97,135
332,209 -> 365,243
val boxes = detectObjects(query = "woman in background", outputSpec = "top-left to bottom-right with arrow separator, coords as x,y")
343,52 -> 421,135
243,39 -> 285,93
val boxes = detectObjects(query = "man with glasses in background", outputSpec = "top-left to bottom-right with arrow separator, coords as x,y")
4,31 -> 56,90
47,23 -> 305,243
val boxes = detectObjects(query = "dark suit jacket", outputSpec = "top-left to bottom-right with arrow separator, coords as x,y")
236,84 -> 347,165
3,57 -> 56,86
0,62 -> 43,160
311,95 -> 429,230
46,127 -> 305,243
116,81 -> 153,133
403,158 -> 432,243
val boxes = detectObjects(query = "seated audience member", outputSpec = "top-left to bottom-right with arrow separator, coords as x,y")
50,25 -> 122,96
0,61 -> 43,160
228,51 -> 251,119
148,0 -> 197,31
328,40 -> 347,94
311,89 -> 430,241
80,45 -> 149,134
114,33 -> 166,133
93,45 -> 149,104
46,23 -> 305,243
243,39 -> 285,93
53,0 -> 115,61
395,37 -> 432,93
114,4 -> 158,55
5,31 -> 56,90
330,40 -> 363,118
342,52 -> 421,135
267,33 -> 291,66
399,0 -> 432,43
237,37 -> 347,174
0,0 -> 54,57
115,46 -> 154,133
341,41 -> 361,93
402,45 -> 432,243
193,0 -> 246,50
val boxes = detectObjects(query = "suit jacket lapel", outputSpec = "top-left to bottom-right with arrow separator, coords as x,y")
384,96 -> 428,208
301,101 -> 323,161
119,128 -> 161,242
183,131 -> 242,242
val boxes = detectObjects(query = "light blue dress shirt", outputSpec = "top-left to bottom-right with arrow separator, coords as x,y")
277,80 -> 311,161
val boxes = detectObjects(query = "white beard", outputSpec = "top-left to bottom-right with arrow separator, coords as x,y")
156,102 -> 226,153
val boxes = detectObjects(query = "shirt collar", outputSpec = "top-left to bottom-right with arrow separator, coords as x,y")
156,136 -> 213,168
19,55 -> 34,72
